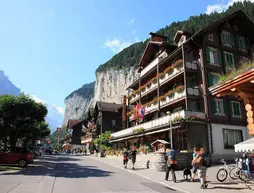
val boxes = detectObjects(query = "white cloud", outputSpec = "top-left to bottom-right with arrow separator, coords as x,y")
30,95 -> 65,116
127,18 -> 135,25
206,0 -> 254,14
132,30 -> 136,35
103,37 -> 138,53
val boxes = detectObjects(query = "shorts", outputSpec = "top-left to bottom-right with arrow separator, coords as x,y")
197,166 -> 207,178
193,166 -> 198,174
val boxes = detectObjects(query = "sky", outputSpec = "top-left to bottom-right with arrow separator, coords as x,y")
0,0 -> 250,111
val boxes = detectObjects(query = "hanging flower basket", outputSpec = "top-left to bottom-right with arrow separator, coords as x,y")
174,59 -> 183,69
159,73 -> 165,79
175,85 -> 184,93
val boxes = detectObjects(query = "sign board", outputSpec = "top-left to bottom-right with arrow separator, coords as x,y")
57,128 -> 62,133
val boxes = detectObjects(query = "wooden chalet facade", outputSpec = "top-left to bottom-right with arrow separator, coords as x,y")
93,101 -> 123,135
111,10 -> 254,161
67,119 -> 86,148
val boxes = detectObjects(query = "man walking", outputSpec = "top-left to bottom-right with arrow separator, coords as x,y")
130,147 -> 137,170
165,148 -> 177,182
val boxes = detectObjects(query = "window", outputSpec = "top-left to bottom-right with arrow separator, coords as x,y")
224,52 -> 234,69
205,47 -> 222,66
221,31 -> 234,47
238,36 -> 247,51
223,129 -> 243,149
112,120 -> 116,126
208,72 -> 220,87
208,34 -> 214,41
212,98 -> 226,116
231,101 -> 242,118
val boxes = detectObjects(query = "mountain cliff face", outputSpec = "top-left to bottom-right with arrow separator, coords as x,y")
63,82 -> 95,126
0,70 -> 21,96
93,67 -> 138,105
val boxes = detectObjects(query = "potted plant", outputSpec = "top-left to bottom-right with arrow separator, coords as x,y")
174,59 -> 183,69
159,72 -> 165,79
152,98 -> 158,105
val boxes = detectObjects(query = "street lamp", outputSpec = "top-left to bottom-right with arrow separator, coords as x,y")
167,111 -> 173,149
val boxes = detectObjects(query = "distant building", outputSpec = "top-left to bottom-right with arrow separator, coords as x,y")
67,119 -> 86,149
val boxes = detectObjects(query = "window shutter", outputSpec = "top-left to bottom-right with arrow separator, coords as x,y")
208,73 -> 213,87
205,47 -> 211,63
245,37 -> 251,50
229,54 -> 234,68
223,99 -> 228,115
217,50 -> 222,65
220,32 -> 225,44
230,34 -> 235,46
235,35 -> 239,49
212,98 -> 216,113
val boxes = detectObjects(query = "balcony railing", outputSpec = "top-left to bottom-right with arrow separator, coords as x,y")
130,66 -> 184,104
129,87 -> 185,120
113,110 -> 206,139
140,51 -> 167,78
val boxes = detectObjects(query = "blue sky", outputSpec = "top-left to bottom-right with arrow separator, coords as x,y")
0,0 -> 244,110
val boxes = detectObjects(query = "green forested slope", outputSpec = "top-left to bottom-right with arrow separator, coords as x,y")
96,1 -> 254,73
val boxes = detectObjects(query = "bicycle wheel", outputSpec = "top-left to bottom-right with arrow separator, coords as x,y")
217,168 -> 228,182
239,170 -> 253,183
229,167 -> 239,180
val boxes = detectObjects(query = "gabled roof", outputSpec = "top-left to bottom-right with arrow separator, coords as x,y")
138,41 -> 177,72
95,101 -> 122,112
67,119 -> 83,129
151,139 -> 169,146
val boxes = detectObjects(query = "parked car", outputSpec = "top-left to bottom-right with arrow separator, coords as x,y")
0,147 -> 34,167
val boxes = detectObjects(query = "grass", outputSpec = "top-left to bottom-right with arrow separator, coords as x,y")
219,61 -> 254,83
0,166 -> 22,171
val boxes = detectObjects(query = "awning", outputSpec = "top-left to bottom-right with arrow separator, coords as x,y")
109,126 -> 179,143
234,137 -> 254,152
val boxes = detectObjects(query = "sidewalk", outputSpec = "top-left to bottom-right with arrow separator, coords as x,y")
89,156 -> 253,193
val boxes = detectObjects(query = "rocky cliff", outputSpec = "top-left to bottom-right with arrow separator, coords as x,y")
93,67 -> 138,105
63,81 -> 95,126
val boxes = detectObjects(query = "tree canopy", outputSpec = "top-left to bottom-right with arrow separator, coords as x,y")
96,1 -> 254,73
0,94 -> 50,147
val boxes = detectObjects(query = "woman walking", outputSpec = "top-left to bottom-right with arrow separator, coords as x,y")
192,148 -> 208,189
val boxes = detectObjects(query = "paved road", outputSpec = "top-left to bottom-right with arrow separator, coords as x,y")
0,154 -> 182,193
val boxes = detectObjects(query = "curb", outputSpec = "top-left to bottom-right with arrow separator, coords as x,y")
88,156 -> 191,193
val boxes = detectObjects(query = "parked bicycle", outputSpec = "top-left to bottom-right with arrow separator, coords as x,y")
216,159 -> 238,182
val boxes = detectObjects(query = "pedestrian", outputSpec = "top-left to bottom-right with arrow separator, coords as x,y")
191,147 -> 200,182
192,148 -> 208,189
165,148 -> 177,183
130,146 -> 137,170
123,148 -> 129,169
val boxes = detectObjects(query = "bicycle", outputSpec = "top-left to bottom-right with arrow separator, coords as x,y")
216,159 -> 238,182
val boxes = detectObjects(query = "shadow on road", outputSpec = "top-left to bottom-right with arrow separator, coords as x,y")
1,155 -> 113,179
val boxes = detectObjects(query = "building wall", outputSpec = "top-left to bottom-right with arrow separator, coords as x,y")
211,123 -> 251,162
102,111 -> 122,133
71,124 -> 84,145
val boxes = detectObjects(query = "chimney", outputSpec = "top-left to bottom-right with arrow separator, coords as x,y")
149,32 -> 167,42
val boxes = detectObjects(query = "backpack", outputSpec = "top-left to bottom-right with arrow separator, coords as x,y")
203,155 -> 210,167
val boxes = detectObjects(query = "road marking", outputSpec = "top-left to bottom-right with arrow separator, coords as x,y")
89,157 -> 191,193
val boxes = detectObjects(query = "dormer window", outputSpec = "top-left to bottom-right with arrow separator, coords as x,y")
208,34 -> 214,41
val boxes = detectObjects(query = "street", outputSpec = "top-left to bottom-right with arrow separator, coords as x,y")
0,155 -> 182,193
